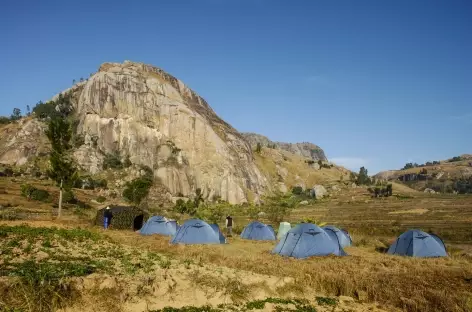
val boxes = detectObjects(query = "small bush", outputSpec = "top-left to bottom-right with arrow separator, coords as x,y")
449,156 -> 462,162
74,177 -> 108,190
96,196 -> 106,203
292,186 -> 303,195
21,184 -> 50,202
123,176 -> 153,204
0,116 -> 10,125
123,156 -> 132,168
63,190 -> 77,204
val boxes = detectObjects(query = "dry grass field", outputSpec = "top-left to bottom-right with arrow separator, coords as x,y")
1,177 -> 472,312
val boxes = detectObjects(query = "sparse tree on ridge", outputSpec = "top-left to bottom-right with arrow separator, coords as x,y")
255,142 -> 262,154
10,108 -> 21,121
357,166 -> 371,185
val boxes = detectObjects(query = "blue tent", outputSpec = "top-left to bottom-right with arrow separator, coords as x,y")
241,221 -> 276,241
140,216 -> 179,236
170,219 -> 225,245
210,224 -> 227,244
387,230 -> 447,258
322,225 -> 353,247
272,223 -> 346,258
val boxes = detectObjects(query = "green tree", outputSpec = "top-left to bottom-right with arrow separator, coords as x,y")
10,108 -> 21,121
45,118 -> 77,217
0,116 -> 10,125
255,142 -> 262,154
122,176 -> 153,205
356,166 -> 371,185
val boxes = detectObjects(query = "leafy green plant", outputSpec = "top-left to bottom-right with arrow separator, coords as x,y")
20,184 -> 50,202
123,176 -> 153,204
62,189 -> 77,204
292,186 -> 304,195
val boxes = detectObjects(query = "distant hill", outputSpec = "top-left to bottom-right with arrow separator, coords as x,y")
375,155 -> 472,194
241,133 -> 327,162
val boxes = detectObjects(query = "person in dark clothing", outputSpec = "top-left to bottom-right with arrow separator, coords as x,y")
225,215 -> 233,236
103,206 -> 113,229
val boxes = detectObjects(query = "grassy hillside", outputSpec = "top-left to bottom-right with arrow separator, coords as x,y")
376,155 -> 472,194
254,147 -> 351,192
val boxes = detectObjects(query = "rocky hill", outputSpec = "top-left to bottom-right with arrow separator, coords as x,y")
375,154 -> 472,193
242,133 -> 327,161
0,61 -> 346,205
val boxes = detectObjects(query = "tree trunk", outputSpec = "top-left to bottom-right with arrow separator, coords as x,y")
58,179 -> 63,218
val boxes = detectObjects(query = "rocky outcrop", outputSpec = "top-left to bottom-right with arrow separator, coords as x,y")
0,119 -> 49,166
242,133 -> 327,161
310,185 -> 328,199
56,61 -> 267,204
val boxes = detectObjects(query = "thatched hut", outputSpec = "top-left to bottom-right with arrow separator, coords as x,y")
95,205 -> 147,230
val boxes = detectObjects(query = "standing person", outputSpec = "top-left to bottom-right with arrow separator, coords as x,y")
225,215 -> 233,237
104,206 -> 113,230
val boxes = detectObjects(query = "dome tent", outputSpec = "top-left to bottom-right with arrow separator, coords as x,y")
272,223 -> 346,259
171,219 -> 226,245
277,222 -> 291,240
210,223 -> 227,244
322,225 -> 353,247
95,205 -> 146,230
140,216 -> 179,236
241,221 -> 276,241
388,230 -> 447,258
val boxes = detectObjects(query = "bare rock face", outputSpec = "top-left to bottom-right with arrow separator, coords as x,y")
0,119 -> 49,166
63,61 -> 267,204
242,133 -> 327,161
310,184 -> 328,199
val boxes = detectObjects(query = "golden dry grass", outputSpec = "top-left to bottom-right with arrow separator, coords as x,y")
107,231 -> 472,312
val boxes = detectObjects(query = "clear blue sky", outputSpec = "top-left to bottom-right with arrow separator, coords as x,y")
1,0 -> 471,174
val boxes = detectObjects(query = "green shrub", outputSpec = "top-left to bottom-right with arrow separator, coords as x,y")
74,177 -> 108,190
21,184 -> 50,202
63,190 -> 77,204
449,156 -> 462,162
96,196 -> 106,203
33,101 -> 55,119
0,116 -> 10,125
123,156 -> 132,168
123,176 -> 153,204
291,186 -> 303,195
174,199 -> 197,216
197,203 -> 226,224
263,204 -> 290,223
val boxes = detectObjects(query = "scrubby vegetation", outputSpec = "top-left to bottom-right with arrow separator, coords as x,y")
74,176 -> 108,190
367,183 -> 393,198
123,167 -> 154,205
102,151 -> 124,170
448,156 -> 463,162
20,184 -> 50,202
